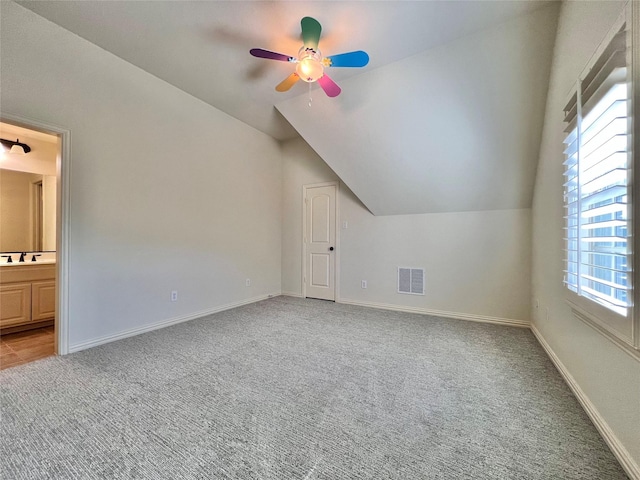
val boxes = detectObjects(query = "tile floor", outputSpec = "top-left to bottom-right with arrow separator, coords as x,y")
0,326 -> 55,370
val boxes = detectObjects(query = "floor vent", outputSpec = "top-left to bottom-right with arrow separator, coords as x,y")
398,267 -> 425,295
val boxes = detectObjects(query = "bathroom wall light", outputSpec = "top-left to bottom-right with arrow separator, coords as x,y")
0,138 -> 31,155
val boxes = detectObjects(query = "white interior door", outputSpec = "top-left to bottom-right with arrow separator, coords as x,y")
304,185 -> 336,301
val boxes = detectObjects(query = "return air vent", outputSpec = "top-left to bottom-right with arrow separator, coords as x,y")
398,267 -> 425,295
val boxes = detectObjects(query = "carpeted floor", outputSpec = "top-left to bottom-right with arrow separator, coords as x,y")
0,296 -> 627,479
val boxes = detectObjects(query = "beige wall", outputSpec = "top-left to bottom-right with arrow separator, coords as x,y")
531,0 -> 640,472
1,2 -> 282,348
282,137 -> 531,324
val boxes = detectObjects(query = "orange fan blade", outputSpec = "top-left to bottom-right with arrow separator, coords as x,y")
276,73 -> 300,92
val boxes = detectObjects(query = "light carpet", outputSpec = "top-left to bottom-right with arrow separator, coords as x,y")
0,296 -> 628,479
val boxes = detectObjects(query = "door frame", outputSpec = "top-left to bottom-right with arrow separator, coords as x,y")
32,179 -> 43,252
302,181 -> 340,301
1,112 -> 71,355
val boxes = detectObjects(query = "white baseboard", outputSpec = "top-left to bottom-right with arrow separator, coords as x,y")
531,324 -> 640,480
68,292 -> 280,353
338,298 -> 529,328
281,291 -> 304,298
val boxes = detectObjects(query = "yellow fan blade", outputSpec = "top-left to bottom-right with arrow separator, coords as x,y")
276,73 -> 300,92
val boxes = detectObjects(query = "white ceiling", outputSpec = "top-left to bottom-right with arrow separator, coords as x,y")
17,1 -> 552,141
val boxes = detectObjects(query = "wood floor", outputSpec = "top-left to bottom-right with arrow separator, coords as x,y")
0,326 -> 55,370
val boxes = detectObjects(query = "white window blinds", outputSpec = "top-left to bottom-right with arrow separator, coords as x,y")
563,22 -> 632,317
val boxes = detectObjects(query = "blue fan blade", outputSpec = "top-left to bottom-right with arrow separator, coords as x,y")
326,51 -> 369,68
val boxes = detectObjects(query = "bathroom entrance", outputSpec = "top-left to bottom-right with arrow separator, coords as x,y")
0,121 -> 62,369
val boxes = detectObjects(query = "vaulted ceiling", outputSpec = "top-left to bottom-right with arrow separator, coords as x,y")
277,5 -> 559,215
17,0 -> 559,215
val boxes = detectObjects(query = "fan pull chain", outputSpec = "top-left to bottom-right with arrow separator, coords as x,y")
308,82 -> 312,107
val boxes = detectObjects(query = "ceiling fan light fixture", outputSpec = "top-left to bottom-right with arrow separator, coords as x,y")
296,47 -> 323,83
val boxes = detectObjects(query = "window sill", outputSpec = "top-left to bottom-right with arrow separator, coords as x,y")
566,294 -> 640,362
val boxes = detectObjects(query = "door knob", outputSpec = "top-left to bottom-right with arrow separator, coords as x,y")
329,247 -> 334,251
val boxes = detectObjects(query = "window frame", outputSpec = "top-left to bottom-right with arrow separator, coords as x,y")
563,1 -> 640,357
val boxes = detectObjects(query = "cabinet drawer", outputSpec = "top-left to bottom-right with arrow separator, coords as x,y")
32,280 -> 56,322
0,283 -> 32,327
0,264 -> 55,283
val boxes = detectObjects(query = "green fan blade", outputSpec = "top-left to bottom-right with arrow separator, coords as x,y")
301,17 -> 321,50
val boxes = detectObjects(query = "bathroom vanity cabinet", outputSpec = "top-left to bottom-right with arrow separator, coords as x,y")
0,263 -> 55,330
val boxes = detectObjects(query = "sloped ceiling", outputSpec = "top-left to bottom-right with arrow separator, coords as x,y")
15,0 -> 551,141
277,5 -> 559,215
13,0 -> 559,216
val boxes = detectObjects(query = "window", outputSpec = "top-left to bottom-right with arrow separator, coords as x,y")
563,6 -> 639,352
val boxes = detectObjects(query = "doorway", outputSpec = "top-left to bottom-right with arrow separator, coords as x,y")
303,182 -> 338,301
0,116 -> 69,367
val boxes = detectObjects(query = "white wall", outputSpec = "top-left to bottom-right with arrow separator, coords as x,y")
531,0 -> 640,474
1,2 -> 282,349
282,137 -> 531,324
277,5 -> 559,216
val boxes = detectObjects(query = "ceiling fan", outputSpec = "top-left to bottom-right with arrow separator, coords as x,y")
250,16 -> 369,98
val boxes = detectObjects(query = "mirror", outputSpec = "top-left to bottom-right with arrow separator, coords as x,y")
0,168 -> 56,252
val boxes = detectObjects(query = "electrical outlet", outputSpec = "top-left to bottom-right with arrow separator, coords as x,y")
342,220 -> 348,229
246,278 -> 251,287
361,280 -> 367,289
171,290 -> 178,302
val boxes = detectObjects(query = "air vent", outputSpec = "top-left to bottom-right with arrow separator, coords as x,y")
398,267 -> 425,295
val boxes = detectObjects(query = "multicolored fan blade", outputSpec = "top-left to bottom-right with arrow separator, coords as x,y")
325,50 -> 370,68
276,73 -> 300,92
249,48 -> 294,62
301,17 -> 322,50
317,74 -> 341,97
